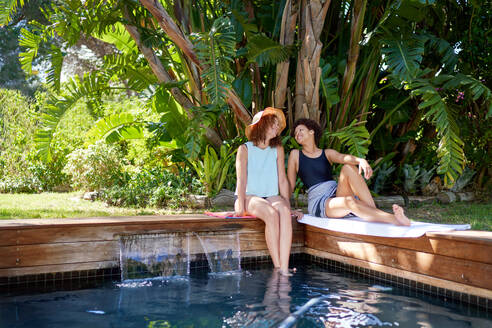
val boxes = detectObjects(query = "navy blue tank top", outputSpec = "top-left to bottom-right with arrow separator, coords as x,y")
298,150 -> 333,189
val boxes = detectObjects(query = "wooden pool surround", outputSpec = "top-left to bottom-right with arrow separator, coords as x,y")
0,215 -> 491,301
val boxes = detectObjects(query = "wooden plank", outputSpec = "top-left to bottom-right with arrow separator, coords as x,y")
0,215 -> 305,229
0,261 -> 118,278
426,230 -> 492,245
0,230 -> 303,270
0,218 -> 303,246
306,230 -> 492,290
0,241 -> 119,268
305,248 -> 492,300
304,225 -> 492,264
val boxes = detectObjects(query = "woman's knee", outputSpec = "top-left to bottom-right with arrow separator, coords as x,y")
343,195 -> 357,208
259,206 -> 280,224
341,164 -> 357,176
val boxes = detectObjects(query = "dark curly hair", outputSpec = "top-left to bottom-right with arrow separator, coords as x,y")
292,118 -> 322,145
248,114 -> 282,147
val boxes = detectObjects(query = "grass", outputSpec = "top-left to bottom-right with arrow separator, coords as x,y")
0,192 -> 490,231
405,201 -> 492,231
0,192 -> 192,220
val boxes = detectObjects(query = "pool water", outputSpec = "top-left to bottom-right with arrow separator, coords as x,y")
1,263 -> 490,327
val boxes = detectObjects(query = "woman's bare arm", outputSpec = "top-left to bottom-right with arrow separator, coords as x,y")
287,149 -> 299,195
325,149 -> 373,179
277,146 -> 291,207
235,144 -> 248,215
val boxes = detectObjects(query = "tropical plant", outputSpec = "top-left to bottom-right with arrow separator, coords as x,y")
191,144 -> 236,197
371,162 -> 396,195
402,164 -> 421,194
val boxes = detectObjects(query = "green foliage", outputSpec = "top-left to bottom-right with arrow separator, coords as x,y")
193,16 -> 236,104
371,162 -> 396,194
101,166 -> 202,209
381,34 -> 425,83
409,78 -> 465,187
402,163 -> 421,194
325,120 -> 371,158
85,113 -> 144,146
0,0 -> 25,26
62,141 -> 123,191
0,89 -> 72,192
35,72 -> 112,161
246,34 -> 290,67
320,60 -> 340,115
191,144 -> 236,197
94,22 -> 138,54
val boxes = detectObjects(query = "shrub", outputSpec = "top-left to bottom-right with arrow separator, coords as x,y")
63,141 -> 123,191
101,166 -> 203,208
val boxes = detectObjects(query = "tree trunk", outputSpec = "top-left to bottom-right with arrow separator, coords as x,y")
336,0 -> 367,128
294,0 -> 331,124
275,0 -> 298,113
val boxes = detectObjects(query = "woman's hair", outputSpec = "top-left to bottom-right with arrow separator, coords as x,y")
248,114 -> 282,147
292,118 -> 322,145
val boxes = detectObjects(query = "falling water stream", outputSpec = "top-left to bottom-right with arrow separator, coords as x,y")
118,231 -> 242,280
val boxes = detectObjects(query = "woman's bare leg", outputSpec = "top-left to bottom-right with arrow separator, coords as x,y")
236,196 -> 281,267
324,196 -> 410,226
268,196 -> 292,275
336,164 -> 375,207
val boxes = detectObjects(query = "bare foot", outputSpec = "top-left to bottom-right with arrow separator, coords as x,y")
393,204 -> 411,226
278,269 -> 293,277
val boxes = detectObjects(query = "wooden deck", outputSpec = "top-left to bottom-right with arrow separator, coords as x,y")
0,215 -> 491,302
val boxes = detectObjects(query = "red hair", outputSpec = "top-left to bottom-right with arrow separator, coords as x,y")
247,114 -> 282,147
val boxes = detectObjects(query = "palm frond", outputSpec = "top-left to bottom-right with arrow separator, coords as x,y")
18,27 -> 41,74
35,72 -> 112,161
85,113 -> 144,145
103,53 -> 157,91
410,79 -> 465,187
150,87 -> 188,144
434,73 -> 492,117
246,34 -> 291,67
381,35 -> 425,83
0,0 -> 25,26
46,45 -> 63,91
327,120 -> 371,158
193,16 -> 236,104
425,35 -> 458,73
94,22 -> 138,54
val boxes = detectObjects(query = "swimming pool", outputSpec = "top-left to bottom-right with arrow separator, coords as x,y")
1,261 -> 490,327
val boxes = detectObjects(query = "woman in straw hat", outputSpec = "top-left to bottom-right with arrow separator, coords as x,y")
287,118 -> 410,226
235,107 -> 294,276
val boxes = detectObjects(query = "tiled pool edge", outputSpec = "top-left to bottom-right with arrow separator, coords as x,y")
304,250 -> 491,312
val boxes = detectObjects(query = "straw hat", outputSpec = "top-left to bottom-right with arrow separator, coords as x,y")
245,107 -> 286,140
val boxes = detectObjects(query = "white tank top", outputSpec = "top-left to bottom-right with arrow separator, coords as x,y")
245,141 -> 279,197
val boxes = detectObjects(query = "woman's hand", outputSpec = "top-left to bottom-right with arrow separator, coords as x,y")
291,209 -> 304,220
357,158 -> 373,180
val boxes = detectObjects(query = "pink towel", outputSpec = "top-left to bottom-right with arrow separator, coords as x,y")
204,211 -> 256,219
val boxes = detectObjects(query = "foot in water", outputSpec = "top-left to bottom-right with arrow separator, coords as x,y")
393,204 -> 411,226
275,267 -> 295,276
278,269 -> 293,277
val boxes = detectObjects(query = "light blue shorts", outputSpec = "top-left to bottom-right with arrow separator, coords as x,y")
307,180 -> 338,217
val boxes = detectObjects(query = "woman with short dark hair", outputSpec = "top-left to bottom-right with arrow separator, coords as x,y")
235,107 -> 294,275
288,119 -> 410,226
